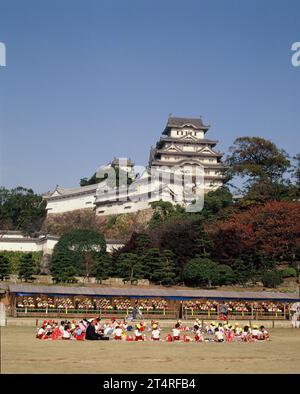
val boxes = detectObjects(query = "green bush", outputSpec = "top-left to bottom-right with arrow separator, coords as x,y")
261,270 -> 283,288
281,267 -> 297,278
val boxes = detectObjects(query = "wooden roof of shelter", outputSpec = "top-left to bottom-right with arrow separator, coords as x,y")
8,284 -> 300,302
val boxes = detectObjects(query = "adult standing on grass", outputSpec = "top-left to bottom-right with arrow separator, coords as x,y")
219,302 -> 228,322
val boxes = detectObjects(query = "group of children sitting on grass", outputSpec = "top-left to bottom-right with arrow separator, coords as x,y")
35,317 -> 270,342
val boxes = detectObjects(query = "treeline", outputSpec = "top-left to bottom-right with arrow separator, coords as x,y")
112,199 -> 300,287
0,252 -> 42,281
0,187 -> 46,235
45,197 -> 300,287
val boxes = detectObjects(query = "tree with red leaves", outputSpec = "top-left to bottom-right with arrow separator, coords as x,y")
209,201 -> 300,265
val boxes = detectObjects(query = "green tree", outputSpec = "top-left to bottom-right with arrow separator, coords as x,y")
231,258 -> 256,285
51,229 -> 107,281
200,186 -> 233,220
294,153 -> 300,187
94,253 -> 112,283
50,249 -> 78,283
0,254 -> 11,280
216,264 -> 236,285
225,137 -> 292,204
159,249 -> 177,286
116,253 -> 143,284
141,248 -> 162,281
18,253 -> 36,282
261,270 -> 283,288
157,218 -> 213,279
226,137 -> 291,183
0,187 -> 46,235
183,257 -> 219,287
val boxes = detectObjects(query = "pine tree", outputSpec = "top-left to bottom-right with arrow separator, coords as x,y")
116,253 -> 143,284
94,253 -> 112,283
18,253 -> 36,282
50,249 -> 78,283
0,254 -> 11,280
158,250 -> 176,286
141,248 -> 162,281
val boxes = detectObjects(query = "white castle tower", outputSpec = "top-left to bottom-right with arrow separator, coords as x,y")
149,116 -> 224,192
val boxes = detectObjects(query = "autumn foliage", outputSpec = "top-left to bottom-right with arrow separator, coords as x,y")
208,201 -> 300,264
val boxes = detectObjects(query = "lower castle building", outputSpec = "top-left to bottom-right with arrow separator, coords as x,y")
44,116 -> 224,216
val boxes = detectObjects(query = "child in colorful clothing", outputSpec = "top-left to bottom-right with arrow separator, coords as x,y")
114,325 -> 123,340
225,326 -> 235,342
134,324 -> 144,341
151,324 -> 161,341
241,326 -> 253,342
36,326 -> 45,339
194,325 -> 203,342
171,323 -> 181,341
62,325 -> 71,340
74,325 -> 85,340
259,326 -> 270,340
251,325 -> 260,340
214,328 -> 225,342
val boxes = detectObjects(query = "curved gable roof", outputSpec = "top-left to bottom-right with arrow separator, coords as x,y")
163,117 -> 209,134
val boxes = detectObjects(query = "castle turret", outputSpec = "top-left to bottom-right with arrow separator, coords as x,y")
149,116 -> 224,191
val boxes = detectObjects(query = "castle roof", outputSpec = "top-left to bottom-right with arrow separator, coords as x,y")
163,116 -> 209,134
43,183 -> 98,200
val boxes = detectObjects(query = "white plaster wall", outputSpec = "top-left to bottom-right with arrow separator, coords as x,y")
0,240 -> 42,252
170,128 -> 205,139
0,237 -> 124,255
44,238 -> 58,253
96,200 -> 151,216
46,194 -> 95,214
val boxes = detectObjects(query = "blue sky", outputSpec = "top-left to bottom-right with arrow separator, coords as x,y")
0,0 -> 299,193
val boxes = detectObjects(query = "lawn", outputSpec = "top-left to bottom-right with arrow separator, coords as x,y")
1,326 -> 300,373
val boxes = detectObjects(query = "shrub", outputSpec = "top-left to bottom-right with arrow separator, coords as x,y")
281,267 -> 297,278
261,270 -> 283,288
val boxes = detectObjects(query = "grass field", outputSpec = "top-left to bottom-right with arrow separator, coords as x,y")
1,326 -> 300,373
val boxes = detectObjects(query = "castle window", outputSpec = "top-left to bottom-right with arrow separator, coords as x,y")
98,210 -> 105,214
124,206 -> 132,209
